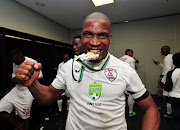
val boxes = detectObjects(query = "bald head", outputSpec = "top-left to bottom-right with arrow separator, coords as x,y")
81,12 -> 112,62
83,12 -> 111,32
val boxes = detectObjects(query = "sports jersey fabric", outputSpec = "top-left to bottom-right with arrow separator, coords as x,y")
161,54 -> 174,83
52,54 -> 146,130
57,61 -> 70,97
58,62 -> 65,70
160,54 -> 174,96
169,68 -> 180,98
120,55 -> 136,70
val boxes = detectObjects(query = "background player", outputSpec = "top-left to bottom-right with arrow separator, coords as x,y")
0,48 -> 43,130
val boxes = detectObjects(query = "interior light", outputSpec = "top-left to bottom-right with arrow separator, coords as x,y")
5,35 -> 32,41
92,0 -> 114,7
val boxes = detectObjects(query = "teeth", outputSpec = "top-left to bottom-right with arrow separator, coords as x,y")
75,50 -> 99,60
90,50 -> 100,54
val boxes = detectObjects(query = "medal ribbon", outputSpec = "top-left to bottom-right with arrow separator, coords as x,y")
72,53 -> 110,82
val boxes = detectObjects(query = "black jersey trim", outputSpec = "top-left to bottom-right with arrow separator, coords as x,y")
134,91 -> 149,103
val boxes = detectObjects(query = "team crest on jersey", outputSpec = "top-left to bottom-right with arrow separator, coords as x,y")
120,58 -> 127,62
104,68 -> 117,82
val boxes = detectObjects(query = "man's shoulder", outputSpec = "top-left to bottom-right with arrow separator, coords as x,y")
164,54 -> 173,62
129,56 -> 135,62
63,59 -> 73,67
120,55 -> 128,59
120,55 -> 135,62
173,68 -> 180,75
165,54 -> 173,58
59,61 -> 65,66
110,54 -> 122,63
109,54 -> 131,69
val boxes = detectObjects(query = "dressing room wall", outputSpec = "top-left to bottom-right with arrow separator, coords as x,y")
72,14 -> 180,94
0,0 -> 71,44
1,0 -> 180,95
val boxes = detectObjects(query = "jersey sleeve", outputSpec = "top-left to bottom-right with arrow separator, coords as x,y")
129,58 -> 136,70
125,68 -> 147,101
159,63 -> 163,67
51,64 -> 66,90
12,63 -> 17,78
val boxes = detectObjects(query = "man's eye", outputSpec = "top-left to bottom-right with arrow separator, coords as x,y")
98,33 -> 108,39
83,32 -> 92,37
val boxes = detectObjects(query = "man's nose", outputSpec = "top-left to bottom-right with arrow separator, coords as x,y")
89,35 -> 101,46
73,46 -> 77,51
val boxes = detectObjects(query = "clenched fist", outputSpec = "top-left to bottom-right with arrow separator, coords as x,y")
15,61 -> 42,86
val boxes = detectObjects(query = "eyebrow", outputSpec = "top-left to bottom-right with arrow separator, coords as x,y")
82,31 -> 92,35
97,32 -> 109,36
82,31 -> 109,36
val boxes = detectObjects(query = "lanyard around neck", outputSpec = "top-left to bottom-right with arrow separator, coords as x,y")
72,53 -> 110,82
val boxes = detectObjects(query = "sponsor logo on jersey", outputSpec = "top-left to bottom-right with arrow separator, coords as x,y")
87,102 -> 101,106
104,68 -> 117,82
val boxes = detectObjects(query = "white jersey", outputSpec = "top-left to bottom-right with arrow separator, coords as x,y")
169,68 -> 180,98
52,54 -> 146,130
57,61 -> 70,97
161,54 -> 174,83
120,55 -> 136,70
58,61 -> 65,70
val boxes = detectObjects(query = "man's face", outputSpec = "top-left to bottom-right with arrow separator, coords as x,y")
161,47 -> 167,56
63,54 -> 70,63
72,38 -> 84,55
127,51 -> 133,57
81,19 -> 112,62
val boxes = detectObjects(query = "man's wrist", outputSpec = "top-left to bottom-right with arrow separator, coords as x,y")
30,80 -> 38,87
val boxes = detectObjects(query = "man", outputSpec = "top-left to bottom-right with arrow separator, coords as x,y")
120,49 -> 136,70
14,12 -> 160,130
120,49 -> 136,117
72,35 -> 84,56
0,48 -> 43,130
154,45 -> 174,117
58,53 -> 70,69
164,52 -> 180,130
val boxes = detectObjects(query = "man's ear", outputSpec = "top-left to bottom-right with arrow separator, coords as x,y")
109,33 -> 112,43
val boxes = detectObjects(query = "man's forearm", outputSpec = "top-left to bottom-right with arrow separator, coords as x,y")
137,95 -> 160,130
28,80 -> 55,105
142,105 -> 160,130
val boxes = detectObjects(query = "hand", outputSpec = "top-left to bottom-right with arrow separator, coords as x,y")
152,59 -> 159,65
156,61 -> 160,65
160,82 -> 164,87
15,61 -> 42,86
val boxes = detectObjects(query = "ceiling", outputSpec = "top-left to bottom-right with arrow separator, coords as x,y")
14,0 -> 180,30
